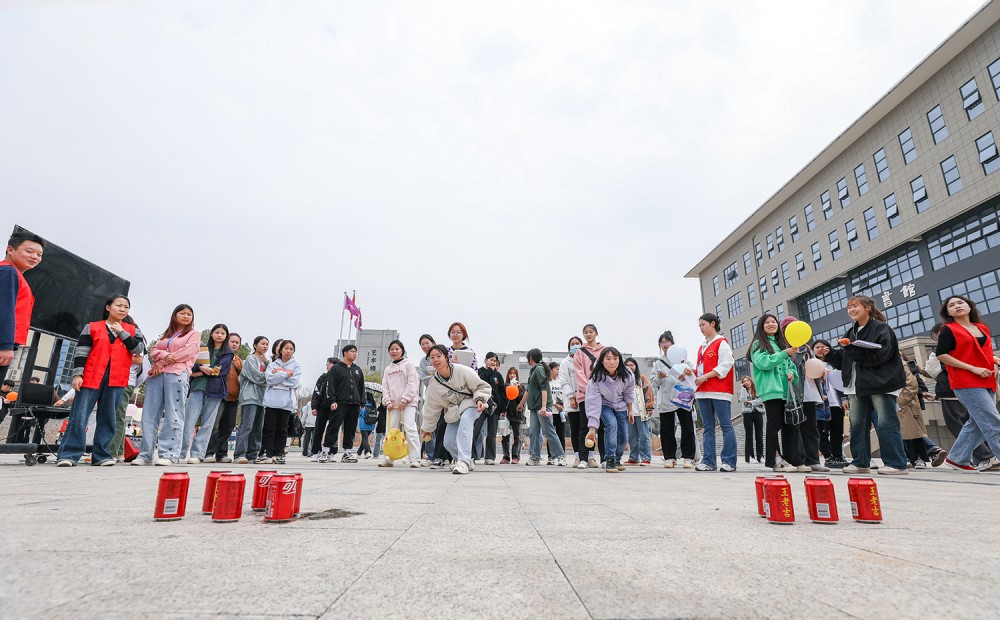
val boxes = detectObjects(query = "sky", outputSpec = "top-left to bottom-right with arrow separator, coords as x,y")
0,0 -> 987,377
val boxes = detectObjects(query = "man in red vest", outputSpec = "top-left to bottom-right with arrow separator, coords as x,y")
0,231 -> 45,384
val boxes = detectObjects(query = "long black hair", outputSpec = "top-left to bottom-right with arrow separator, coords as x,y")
387,339 -> 406,358
590,347 -> 631,384
207,323 -> 230,357
745,314 -> 788,360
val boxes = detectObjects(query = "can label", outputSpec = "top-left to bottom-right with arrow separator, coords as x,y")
163,498 -> 180,516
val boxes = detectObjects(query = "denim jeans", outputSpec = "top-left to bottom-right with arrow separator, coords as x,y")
529,410 -> 565,460
181,390 -> 223,460
56,379 -> 123,464
600,406 -> 628,463
698,397 -> 736,468
139,371 -> 187,462
627,417 -> 652,461
443,407 -> 480,466
234,403 -> 263,459
950,388 -> 1000,465
847,393 -> 907,469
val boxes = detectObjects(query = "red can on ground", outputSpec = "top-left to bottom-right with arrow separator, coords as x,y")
292,473 -> 303,516
755,475 -> 784,518
252,470 -> 278,512
804,476 -> 839,524
154,472 -> 189,521
264,473 -> 298,523
202,470 -> 232,514
763,477 -> 795,524
848,477 -> 882,523
212,473 -> 246,523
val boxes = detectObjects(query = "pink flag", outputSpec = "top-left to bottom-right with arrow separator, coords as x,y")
344,294 -> 360,318
353,312 -> 362,331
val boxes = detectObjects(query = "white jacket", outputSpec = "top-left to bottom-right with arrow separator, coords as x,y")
650,358 -> 679,413
419,363 -> 493,433
556,354 -> 578,412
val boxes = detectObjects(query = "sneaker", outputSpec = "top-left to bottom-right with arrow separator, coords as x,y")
914,459 -> 927,469
810,464 -> 831,472
555,457 -> 567,467
616,461 -> 626,472
276,456 -> 286,465
826,457 -> 847,468
452,461 -> 470,475
469,461 -> 476,472
989,459 -> 1000,472
525,458 -> 542,466
605,459 -> 618,473
944,458 -> 978,472
640,459 -> 651,466
795,465 -> 811,472
95,458 -> 116,467
877,466 -> 908,476
930,450 -> 948,467
683,459 -> 695,469
512,458 -> 520,465
842,464 -> 871,474
546,459 -> 555,465
253,457 -> 268,464
977,456 -> 1000,471
378,459 -> 393,468
420,459 -> 432,467
475,459 -> 485,465
154,458 -> 174,466
318,452 -> 330,463
587,457 -> 600,468
663,459 -> 676,469
203,456 -> 217,463
720,464 -> 736,472
341,452 -> 358,463
500,457 -> 510,464
485,459 -> 495,465
624,459 -> 639,466
236,457 -> 249,464
219,456 -> 233,463
185,457 -> 201,465
576,461 -> 588,470
131,459 -> 150,466
694,463 -> 716,472
55,459 -> 74,467
773,462 -> 797,473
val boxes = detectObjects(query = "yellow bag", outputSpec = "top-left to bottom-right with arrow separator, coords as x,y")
383,427 -> 408,461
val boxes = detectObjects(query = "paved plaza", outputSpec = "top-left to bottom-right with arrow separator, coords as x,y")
1,454 -> 998,619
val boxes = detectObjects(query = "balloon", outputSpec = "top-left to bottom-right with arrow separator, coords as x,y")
505,385 -> 519,400
126,403 -> 138,416
784,321 -> 813,348
6,392 -> 17,402
805,358 -> 826,379
666,345 -> 688,365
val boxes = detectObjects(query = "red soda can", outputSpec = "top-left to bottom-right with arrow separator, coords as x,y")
202,470 -> 232,514
763,478 -> 795,524
154,472 -> 190,521
848,477 -> 882,523
212,473 -> 246,523
252,470 -> 278,512
292,473 -> 303,516
804,476 -> 839,524
264,473 -> 298,522
755,475 -> 784,518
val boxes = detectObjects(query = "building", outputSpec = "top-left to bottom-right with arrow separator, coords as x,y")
336,328 -> 400,377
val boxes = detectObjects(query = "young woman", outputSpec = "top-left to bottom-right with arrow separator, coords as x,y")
135,304 -> 200,466
523,348 -> 566,466
557,336 -> 583,467
501,367 -> 525,464
447,321 -> 477,370
694,313 -> 737,472
812,339 -> 848,468
784,317 -> 829,473
935,295 -> 1000,472
110,316 -> 144,461
651,331 -> 697,469
261,339 -> 301,464
748,314 -> 805,473
547,361 -> 567,464
624,357 -> 653,465
584,347 -> 635,473
825,295 -> 909,475
56,295 -> 146,467
234,336 -> 268,464
738,376 -> 765,464
380,339 -> 421,468
415,334 -> 437,466
206,332 -> 243,463
179,323 -> 234,464
358,392 -> 376,458
573,324 -> 606,467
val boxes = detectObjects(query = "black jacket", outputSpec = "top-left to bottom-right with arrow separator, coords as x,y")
478,366 -> 506,415
323,359 -> 365,407
311,373 -> 328,411
827,319 -> 906,396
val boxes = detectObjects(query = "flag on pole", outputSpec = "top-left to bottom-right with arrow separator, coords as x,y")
344,293 -> 361,318
353,312 -> 362,331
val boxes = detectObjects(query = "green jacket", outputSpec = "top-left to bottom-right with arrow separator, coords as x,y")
750,337 -> 798,401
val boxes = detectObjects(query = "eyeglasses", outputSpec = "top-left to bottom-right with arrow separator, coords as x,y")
449,330 -> 463,336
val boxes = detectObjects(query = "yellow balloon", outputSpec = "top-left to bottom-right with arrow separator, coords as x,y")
785,321 -> 813,348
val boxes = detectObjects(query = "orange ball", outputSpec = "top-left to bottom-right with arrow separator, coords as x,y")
6,391 -> 18,402
505,385 -> 519,400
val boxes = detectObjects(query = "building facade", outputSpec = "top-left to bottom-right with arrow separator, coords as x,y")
336,328 -> 400,378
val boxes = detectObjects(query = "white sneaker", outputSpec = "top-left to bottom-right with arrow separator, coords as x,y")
694,463 -> 716,472
55,459 -> 74,467
185,457 -> 201,465
773,462 -> 797,473
682,459 -> 695,469
469,460 -> 476,471
977,456 -> 1000,471
914,459 -> 927,469
796,465 -> 811,473
410,461 -> 421,468
485,459 -> 495,465
877,466 -> 908,476
420,459 -> 432,467
154,458 -> 173,466
555,457 -> 567,466
587,457 -> 600,468
842,464 -> 871,474
810,464 -> 830,472
311,454 -> 320,462
663,459 -> 676,469
236,457 -> 249,464
220,456 -> 233,463
525,458 -> 542,466
203,456 -> 216,463
130,459 -> 150,466
378,458 -> 393,468
452,461 -> 470,475
576,461 -> 588,470
475,459 -> 485,465
720,464 -> 736,472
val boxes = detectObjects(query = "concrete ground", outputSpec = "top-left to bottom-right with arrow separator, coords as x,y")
1,452 -> 998,620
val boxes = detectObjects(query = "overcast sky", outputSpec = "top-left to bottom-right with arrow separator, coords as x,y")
0,0 -> 986,377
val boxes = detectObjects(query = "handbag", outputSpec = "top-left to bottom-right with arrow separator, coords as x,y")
383,424 -> 409,461
362,405 -> 379,425
433,373 -> 496,415
784,382 -> 805,426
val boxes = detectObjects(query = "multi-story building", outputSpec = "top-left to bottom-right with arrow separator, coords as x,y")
336,328 -> 400,377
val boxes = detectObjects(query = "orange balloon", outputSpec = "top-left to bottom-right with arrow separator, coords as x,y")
505,385 -> 519,400
6,391 -> 18,402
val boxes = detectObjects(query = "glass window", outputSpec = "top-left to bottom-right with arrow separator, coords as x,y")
940,156 -> 963,196
776,226 -> 785,252
990,57 -> 1000,101
750,316 -> 760,332
961,77 -> 985,121
846,219 -> 859,250
884,193 -> 901,228
850,246 -> 923,299
813,322 -> 853,346
799,281 -> 847,322
766,233 -> 775,259
716,304 -> 722,318
828,230 -> 842,260
863,207 -> 879,240
885,295 -> 936,339
874,148 -> 890,182
727,292 -> 744,318
927,105 -> 949,144
713,275 -> 720,296
976,131 -> 1000,175
759,275 -> 769,300
795,252 -> 805,278
747,283 -> 757,308
743,251 -> 753,275
811,242 -> 823,270
821,191 -> 833,219
776,304 -> 785,321
899,128 -> 917,164
854,163 -> 869,195
770,268 -> 781,293
781,262 -> 791,288
939,267 -> 1000,317
804,203 -> 816,231
724,261 -> 740,288
755,243 -> 763,267
730,323 -> 747,349
837,178 -> 850,208
927,203 -> 1000,270
911,176 -> 929,213
789,215 -> 800,242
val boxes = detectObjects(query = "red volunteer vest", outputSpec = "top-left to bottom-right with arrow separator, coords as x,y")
0,260 -> 34,345
83,321 -> 137,389
697,337 -> 734,395
944,323 -> 996,390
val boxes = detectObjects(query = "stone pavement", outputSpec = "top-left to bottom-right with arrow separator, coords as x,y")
1,453 -> 998,619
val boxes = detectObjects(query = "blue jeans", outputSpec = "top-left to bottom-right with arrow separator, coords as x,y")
138,371 -> 187,462
951,388 -> 1000,465
698,397 -> 736,468
529,410 -> 565,460
627,417 -> 652,461
56,379 -> 123,464
181,390 -> 223,460
443,407 -> 479,466
847,393 -> 907,469
600,406 -> 628,463
234,403 -> 263,459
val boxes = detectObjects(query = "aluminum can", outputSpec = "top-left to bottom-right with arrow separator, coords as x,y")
848,477 -> 882,523
154,472 -> 189,521
212,473 -> 246,523
292,473 -> 303,516
804,476 -> 839,523
202,470 -> 232,514
755,475 -> 784,518
763,477 -> 795,524
264,473 -> 298,522
252,470 -> 278,512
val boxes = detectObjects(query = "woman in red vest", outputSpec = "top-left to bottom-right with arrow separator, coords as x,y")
56,295 -> 145,467
693,312 -> 737,472
936,295 -> 1000,472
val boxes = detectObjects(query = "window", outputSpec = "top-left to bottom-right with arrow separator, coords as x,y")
940,267 -> 1000,317
927,105 -> 948,144
747,283 -> 758,308
899,128 -> 917,164
885,295 -> 936,339
766,233 -> 775,259
799,281 -> 847,322
837,177 -> 850,208
781,262 -> 791,288
927,203 -> 1000,270
846,219 -> 859,250
759,276 -> 769,300
811,242 -> 823,270
795,252 -> 805,279
771,268 -> 781,293
733,358 -> 750,379
874,148 -> 890,182
884,193 -> 901,228
821,191 -> 833,219
776,304 -> 785,321
850,247 -> 923,299
976,132 -> 1000,175
854,163 -> 869,195
713,275 -> 720,296
776,227 -> 785,252
789,216 -> 800,242
730,323 -> 747,349
863,207 -> 879,240
990,58 -> 1000,101
961,77 -> 985,121
727,292 -> 744,318
828,231 -> 842,260
755,243 -> 763,267
911,176 -> 929,213
940,156 -> 963,196
743,251 -> 753,275
715,304 -> 722,318
724,261 -> 740,288
804,203 -> 816,231
813,322 -> 853,346
750,316 -> 760,332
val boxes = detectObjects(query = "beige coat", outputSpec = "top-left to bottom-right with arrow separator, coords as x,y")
419,363 -> 493,433
897,364 -> 927,440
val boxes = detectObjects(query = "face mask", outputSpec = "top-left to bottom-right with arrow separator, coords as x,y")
570,345 -> 581,354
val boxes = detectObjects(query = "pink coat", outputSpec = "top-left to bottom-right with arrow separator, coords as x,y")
149,329 -> 200,375
381,358 -> 419,408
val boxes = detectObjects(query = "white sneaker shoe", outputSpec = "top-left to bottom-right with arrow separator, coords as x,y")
663,459 -> 676,469
185,457 -> 201,464
977,456 -> 1000,471
468,460 -> 476,471
587,457 -> 600,468
576,461 -> 588,469
682,459 -> 695,469
475,459 -> 485,465
452,461 -> 470,475
236,457 -> 249,464
219,456 -> 233,463
203,456 -> 216,463
773,461 -> 797,473
154,458 -> 174,466
485,459 -> 495,465
914,459 -> 927,469
556,457 -> 567,466
410,461 -> 421,468
842,464 -> 871,474
877,466 -> 908,475
130,459 -> 150,466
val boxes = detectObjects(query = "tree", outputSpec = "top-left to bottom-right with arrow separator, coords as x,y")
235,343 -> 251,360
364,370 -> 382,383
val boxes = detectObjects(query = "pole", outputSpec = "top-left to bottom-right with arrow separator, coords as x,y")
339,291 -> 347,352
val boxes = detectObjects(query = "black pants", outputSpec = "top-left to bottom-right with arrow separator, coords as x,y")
319,403 -> 361,454
659,410 -> 696,460
742,411 -> 764,461
502,421 -> 522,460
433,415 -> 453,461
359,430 -> 372,455
312,408 -> 333,455
799,402 -> 821,466
566,410 -> 582,455
262,407 -> 290,458
764,399 -> 803,467
905,438 -> 929,464
576,402 -> 606,463
940,398 -> 993,463
207,400 -> 239,459
472,411 -> 498,460
301,427 -> 314,456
